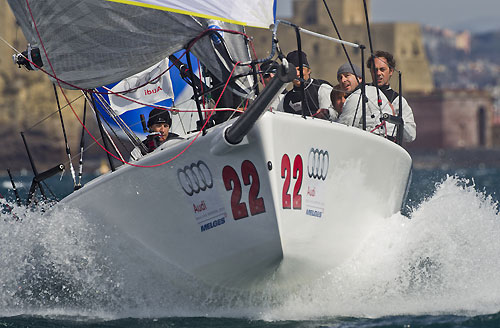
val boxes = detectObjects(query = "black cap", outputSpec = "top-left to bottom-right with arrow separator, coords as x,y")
286,50 -> 309,68
147,108 -> 172,127
260,60 -> 279,74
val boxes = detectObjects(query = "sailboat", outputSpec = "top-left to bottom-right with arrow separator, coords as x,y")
7,0 -> 412,289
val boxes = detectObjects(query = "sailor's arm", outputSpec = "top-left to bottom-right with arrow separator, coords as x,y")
338,91 -> 362,127
317,83 -> 336,119
393,97 -> 416,142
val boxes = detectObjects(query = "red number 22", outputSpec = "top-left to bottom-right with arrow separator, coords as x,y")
281,154 -> 303,209
222,160 -> 266,220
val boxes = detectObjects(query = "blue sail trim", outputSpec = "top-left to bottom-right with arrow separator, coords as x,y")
94,51 -> 199,138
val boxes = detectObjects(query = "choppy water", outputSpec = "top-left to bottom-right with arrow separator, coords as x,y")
0,168 -> 499,327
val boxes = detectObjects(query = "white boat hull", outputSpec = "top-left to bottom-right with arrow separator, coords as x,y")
61,111 -> 412,289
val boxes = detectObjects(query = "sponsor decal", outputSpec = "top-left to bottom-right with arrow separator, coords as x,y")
177,160 -> 213,196
306,209 -> 322,218
200,217 -> 225,232
177,161 -> 227,232
109,58 -> 174,113
304,148 -> 328,218
307,148 -> 329,180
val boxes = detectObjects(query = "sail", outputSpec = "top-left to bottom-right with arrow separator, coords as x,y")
108,58 -> 174,114
7,0 -> 275,90
95,51 -> 202,138
106,0 -> 275,28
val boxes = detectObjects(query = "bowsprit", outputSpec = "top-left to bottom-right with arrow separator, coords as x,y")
307,148 -> 329,180
177,160 -> 214,196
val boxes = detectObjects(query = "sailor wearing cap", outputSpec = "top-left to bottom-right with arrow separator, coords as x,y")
281,50 -> 335,120
336,62 -> 394,137
260,60 -> 286,112
336,63 -> 363,93
130,108 -> 181,160
146,107 -> 175,144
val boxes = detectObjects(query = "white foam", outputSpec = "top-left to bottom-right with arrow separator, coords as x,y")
1,175 -> 499,320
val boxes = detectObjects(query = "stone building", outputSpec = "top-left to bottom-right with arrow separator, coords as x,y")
248,0 -> 497,150
406,90 -> 494,149
247,0 -> 434,93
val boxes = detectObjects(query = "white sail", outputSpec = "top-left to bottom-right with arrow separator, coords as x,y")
108,58 -> 174,114
7,0 -> 273,90
107,0 -> 275,28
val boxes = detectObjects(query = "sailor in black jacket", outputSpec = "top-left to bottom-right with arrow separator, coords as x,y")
281,50 -> 335,120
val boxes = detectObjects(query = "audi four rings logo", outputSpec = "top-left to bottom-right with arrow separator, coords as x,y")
307,148 -> 329,180
177,160 -> 213,196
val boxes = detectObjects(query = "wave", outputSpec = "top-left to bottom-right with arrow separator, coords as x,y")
0,175 -> 499,320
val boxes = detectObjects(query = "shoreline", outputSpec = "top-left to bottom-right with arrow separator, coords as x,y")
409,148 -> 500,169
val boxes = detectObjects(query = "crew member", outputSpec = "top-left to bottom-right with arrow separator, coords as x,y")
336,62 -> 394,136
367,50 -> 416,142
130,108 -> 180,160
330,84 -> 346,119
281,50 -> 334,120
260,60 -> 286,112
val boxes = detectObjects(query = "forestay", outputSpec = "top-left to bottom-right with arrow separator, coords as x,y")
7,0 -> 275,90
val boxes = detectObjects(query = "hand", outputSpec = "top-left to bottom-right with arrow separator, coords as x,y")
314,108 -> 330,120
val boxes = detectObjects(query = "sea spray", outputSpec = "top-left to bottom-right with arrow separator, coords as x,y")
0,202 -> 122,317
260,175 -> 500,320
1,175 -> 499,320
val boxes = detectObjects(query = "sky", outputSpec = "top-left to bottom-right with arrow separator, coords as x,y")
371,0 -> 500,33
276,0 -> 500,34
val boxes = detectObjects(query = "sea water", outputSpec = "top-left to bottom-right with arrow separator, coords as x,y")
0,168 -> 499,327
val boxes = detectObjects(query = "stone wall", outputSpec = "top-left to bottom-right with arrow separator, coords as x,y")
406,90 -> 494,149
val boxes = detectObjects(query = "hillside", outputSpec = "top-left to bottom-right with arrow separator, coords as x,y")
0,3 -> 106,174
423,26 -> 500,89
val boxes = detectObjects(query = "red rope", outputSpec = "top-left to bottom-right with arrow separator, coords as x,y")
26,0 -> 239,168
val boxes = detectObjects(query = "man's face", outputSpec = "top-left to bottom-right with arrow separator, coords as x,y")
370,56 -> 393,86
150,123 -> 170,142
292,66 -> 311,87
338,73 -> 361,92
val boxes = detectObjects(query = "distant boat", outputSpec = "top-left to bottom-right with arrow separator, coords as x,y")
7,0 -> 412,290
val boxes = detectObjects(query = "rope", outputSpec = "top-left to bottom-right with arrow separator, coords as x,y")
25,0 -> 244,168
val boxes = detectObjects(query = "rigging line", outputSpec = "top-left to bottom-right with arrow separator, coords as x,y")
94,55 -> 183,96
128,61 -> 240,168
89,94 -> 128,160
25,0 -> 234,168
53,84 -> 77,187
320,1 -> 359,82
362,0 -> 375,56
362,0 -> 382,108
0,34 -> 21,53
26,94 -> 84,131
92,91 -> 143,149
101,85 -> 243,115
41,180 -> 58,201
76,98 -> 87,188
321,0 -> 351,62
